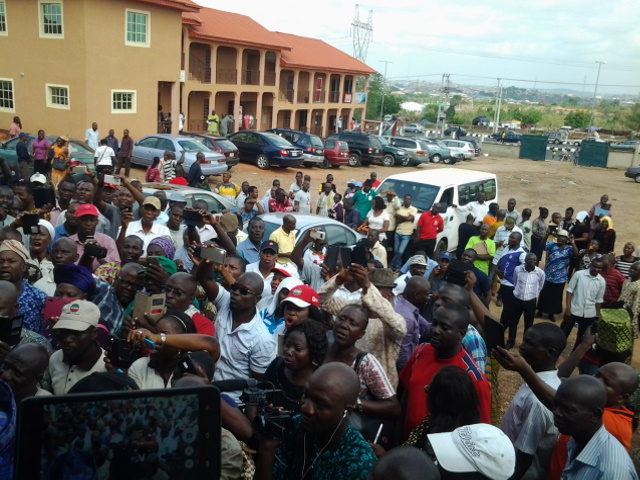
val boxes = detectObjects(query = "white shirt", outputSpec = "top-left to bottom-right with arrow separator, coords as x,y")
128,357 -> 171,390
457,201 -> 489,227
493,226 -> 524,264
246,261 -> 274,299
513,265 -> 546,301
500,370 -> 561,480
85,128 -> 100,150
123,220 -> 171,257
566,269 -> 606,318
94,145 -> 115,166
289,182 -> 302,195
48,348 -> 107,395
294,189 -> 311,214
393,272 -> 412,296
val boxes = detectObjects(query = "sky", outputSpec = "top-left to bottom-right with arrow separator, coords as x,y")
195,0 -> 640,97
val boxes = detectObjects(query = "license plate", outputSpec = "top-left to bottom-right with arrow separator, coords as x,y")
292,151 -> 300,157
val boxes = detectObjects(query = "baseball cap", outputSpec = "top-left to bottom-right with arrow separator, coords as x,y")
347,179 -> 357,185
18,132 -> 27,138
53,300 -> 101,332
438,251 -> 453,261
409,255 -> 428,266
427,424 -> 515,480
76,203 -> 99,217
355,182 -> 363,188
270,265 -> 294,278
142,196 -> 161,210
505,216 -> 516,227
30,173 -> 47,184
556,228 -> 570,237
281,285 -> 320,308
260,240 -> 279,254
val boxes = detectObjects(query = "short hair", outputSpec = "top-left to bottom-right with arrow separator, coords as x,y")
539,206 -> 549,216
528,323 -> 567,361
284,319 -> 328,367
509,231 -> 523,241
437,302 -> 470,331
186,351 -> 216,381
14,180 -> 33,195
248,186 -> 258,194
225,254 -> 246,272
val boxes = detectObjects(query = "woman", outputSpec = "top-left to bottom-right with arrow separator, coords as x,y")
588,194 -> 612,238
31,130 -> 51,176
536,228 -> 577,322
615,243 -> 639,279
27,220 -> 55,291
593,216 -> 615,254
560,207 -> 575,230
260,276 -> 303,335
569,211 -> 590,252
262,320 -> 328,413
618,261 -> 640,338
126,311 -> 220,389
95,235 -> 144,285
9,116 -> 21,138
576,239 -> 602,271
49,137 -> 70,190
147,236 -> 176,260
531,207 -> 548,261
145,157 -> 162,182
360,196 -> 389,243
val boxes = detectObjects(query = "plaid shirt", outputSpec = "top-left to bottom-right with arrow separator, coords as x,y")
463,325 -> 487,372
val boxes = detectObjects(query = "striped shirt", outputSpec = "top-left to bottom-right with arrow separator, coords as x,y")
463,325 -> 487,372
563,425 -> 638,480
514,265 -> 546,301
501,370 -> 561,480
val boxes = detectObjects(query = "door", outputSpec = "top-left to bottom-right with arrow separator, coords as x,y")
230,133 -> 250,161
314,77 -> 323,103
245,133 -> 264,163
436,186 -> 458,251
132,136 -> 160,166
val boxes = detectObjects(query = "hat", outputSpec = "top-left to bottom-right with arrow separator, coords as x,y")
355,182 -> 363,188
270,265 -> 294,278
281,285 -> 320,308
260,240 -> 279,254
68,372 -> 139,394
37,219 -> 55,241
0,240 -> 27,262
53,300 -> 101,331
142,196 -> 161,210
347,179 -> 357,185
556,228 -> 569,238
18,132 -> 27,138
427,424 -> 515,480
76,203 -> 99,217
103,183 -> 118,190
169,192 -> 186,203
219,212 -> 239,233
438,251 -> 453,261
53,264 -> 96,295
368,268 -> 396,288
60,136 -> 69,142
504,216 -> 516,226
30,173 -> 46,184
409,255 -> 428,266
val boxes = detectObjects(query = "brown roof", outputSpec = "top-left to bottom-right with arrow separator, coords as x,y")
275,32 -> 376,75
184,8 -> 291,50
136,0 -> 200,12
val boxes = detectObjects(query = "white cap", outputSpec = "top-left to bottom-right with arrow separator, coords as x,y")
53,300 -> 100,331
30,173 -> 47,184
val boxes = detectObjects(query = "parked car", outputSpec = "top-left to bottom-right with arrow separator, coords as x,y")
464,138 -> 481,156
375,136 -> 411,167
266,128 -> 325,167
326,132 -> 384,167
490,131 -> 522,144
182,133 -> 240,168
472,116 -> 490,126
131,134 -> 227,175
257,212 -> 363,248
322,139 -> 350,168
384,136 -> 431,166
141,184 -> 236,213
403,123 -> 424,134
441,139 -> 475,160
228,131 -> 303,170
422,139 -> 454,164
547,132 -> 568,144
624,167 -> 640,183
444,127 -> 467,138
611,140 -> 640,151
0,134 -> 95,168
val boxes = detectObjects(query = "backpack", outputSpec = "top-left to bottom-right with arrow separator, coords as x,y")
597,308 -> 633,353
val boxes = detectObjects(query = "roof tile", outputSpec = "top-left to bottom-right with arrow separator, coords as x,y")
136,0 -> 200,12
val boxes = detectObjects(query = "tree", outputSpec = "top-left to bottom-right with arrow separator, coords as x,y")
625,103 -> 640,131
422,104 -> 438,123
564,110 -> 590,129
365,73 -> 401,119
520,109 -> 543,125
445,95 -> 463,122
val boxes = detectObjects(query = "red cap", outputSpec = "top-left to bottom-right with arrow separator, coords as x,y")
282,285 -> 320,308
76,203 -> 100,217
270,266 -> 293,277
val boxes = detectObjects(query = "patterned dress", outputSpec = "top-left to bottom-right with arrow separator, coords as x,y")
619,278 -> 640,337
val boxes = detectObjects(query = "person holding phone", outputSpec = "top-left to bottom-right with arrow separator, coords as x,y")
71,204 -> 120,273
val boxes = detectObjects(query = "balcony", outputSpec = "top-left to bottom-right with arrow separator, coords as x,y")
279,90 -> 294,103
343,92 -> 353,103
328,91 -> 340,103
313,90 -> 326,103
265,71 -> 276,86
242,70 -> 261,86
297,91 -> 310,104
216,68 -> 237,85
188,67 -> 211,84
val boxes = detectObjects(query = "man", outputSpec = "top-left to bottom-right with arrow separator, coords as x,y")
117,129 -> 134,176
207,110 -> 220,136
269,215 -> 296,266
552,376 -> 637,479
102,129 -> 119,153
352,179 -> 375,222
163,272 -> 214,335
237,217 -> 265,265
391,194 -> 417,270
94,173 -> 144,240
110,262 -> 144,332
482,202 -> 499,230
187,152 -> 206,188
343,198 -> 360,229
162,150 -> 184,183
293,180 -> 311,214
246,241 -> 279,295
268,188 -> 293,213
367,446 -> 439,480
318,173 -> 336,194
71,203 -> 120,273
235,181 -> 250,208
93,138 -> 116,174
429,251 -> 453,294
520,208 -> 533,251
288,171 -> 303,198
496,231 -> 527,338
369,171 -> 381,189
85,122 -> 99,150
257,363 -> 376,480
330,193 -> 343,222
163,203 -> 185,250
489,208 -> 506,239
34,237 -> 79,295
344,179 -> 357,199
53,200 -> 79,241
457,191 -> 489,228
216,172 -> 240,199
393,255 -> 427,297
237,196 -> 264,230
399,302 -> 491,437
47,300 -> 107,394
491,217 -> 524,304
415,203 -> 443,259
500,323 -> 566,480
456,214 -> 477,260
460,249 -> 492,307
16,133 -> 30,180
599,254 -> 626,308
465,224 -> 496,275
124,196 -> 171,255
561,257 -> 605,345
13,180 -> 35,211
367,229 -> 387,267
508,252 -> 546,349
316,182 -> 334,216
0,241 -> 47,334
0,344 -> 51,403
395,276 -> 430,371
505,198 -> 521,225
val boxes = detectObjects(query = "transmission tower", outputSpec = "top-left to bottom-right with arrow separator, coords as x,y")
351,5 -> 373,63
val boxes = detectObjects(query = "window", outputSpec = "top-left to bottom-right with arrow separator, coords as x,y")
39,1 -> 63,38
138,137 -> 158,148
46,84 -> 69,109
111,90 -> 136,114
457,179 -> 497,206
125,9 -> 150,47
0,78 -> 14,112
156,138 -> 175,152
0,2 -> 7,35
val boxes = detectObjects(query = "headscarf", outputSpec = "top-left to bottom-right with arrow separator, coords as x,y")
53,264 -> 96,295
600,216 -> 613,230
36,219 -> 55,240
148,236 -> 176,260
575,211 -> 589,223
219,212 -> 239,233
0,240 -> 27,262
157,256 -> 178,276
267,277 -> 303,316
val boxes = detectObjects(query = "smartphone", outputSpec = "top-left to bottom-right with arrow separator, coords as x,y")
178,355 -> 200,376
200,246 -> 226,264
33,188 -> 56,209
184,209 -> 204,227
339,247 -> 352,269
132,292 -> 166,323
193,245 -> 202,258
42,297 -> 75,323
310,230 -> 326,241
324,245 -> 339,270
106,336 -> 142,370
444,259 -> 472,287
84,244 -> 108,259
351,243 -> 369,267
146,256 -> 160,268
103,174 -> 121,186
120,206 -> 132,214
144,338 -> 156,350
72,165 -> 87,174
0,315 -> 23,347
22,213 -> 39,229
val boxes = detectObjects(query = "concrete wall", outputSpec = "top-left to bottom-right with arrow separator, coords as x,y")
480,142 -> 521,158
607,150 -> 640,169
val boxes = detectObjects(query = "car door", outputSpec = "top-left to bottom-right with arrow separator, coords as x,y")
0,137 -> 20,163
132,136 -> 160,167
323,224 -> 357,247
246,133 -> 265,163
229,133 -> 250,161
186,192 -> 228,213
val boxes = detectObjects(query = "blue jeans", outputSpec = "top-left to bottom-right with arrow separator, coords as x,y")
391,233 -> 411,269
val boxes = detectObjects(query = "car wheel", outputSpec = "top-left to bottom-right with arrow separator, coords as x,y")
382,154 -> 395,167
400,156 -> 411,167
348,153 -> 361,167
443,155 -> 453,165
434,239 -> 448,261
256,154 -> 270,170
331,164 -> 341,169
319,158 -> 330,169
635,174 -> 640,184
431,154 -> 442,164
554,139 -> 561,144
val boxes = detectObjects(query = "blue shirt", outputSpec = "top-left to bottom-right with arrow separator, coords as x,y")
18,281 -> 47,334
544,242 -> 573,284
187,162 -> 203,187
498,247 -> 526,286
236,239 -> 260,264
53,224 -> 72,243
16,141 -> 29,162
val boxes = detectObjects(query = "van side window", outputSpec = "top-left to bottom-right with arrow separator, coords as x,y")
458,179 -> 497,206
440,187 -> 454,207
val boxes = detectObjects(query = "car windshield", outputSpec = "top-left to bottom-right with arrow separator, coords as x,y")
309,135 -> 324,148
376,136 -> 389,146
419,140 -> 432,150
268,135 -> 294,148
178,140 -> 209,152
376,179 -> 439,212
68,141 -> 94,155
215,139 -> 237,150
369,137 -> 382,149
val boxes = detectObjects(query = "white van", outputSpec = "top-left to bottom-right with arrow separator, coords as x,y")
376,168 -> 498,257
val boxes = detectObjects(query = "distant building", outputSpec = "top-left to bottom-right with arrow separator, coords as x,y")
400,101 -> 425,113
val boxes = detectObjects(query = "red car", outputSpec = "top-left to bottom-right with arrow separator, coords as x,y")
182,132 -> 240,168
322,139 -> 350,168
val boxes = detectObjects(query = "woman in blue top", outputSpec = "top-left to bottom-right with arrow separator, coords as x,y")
536,228 -> 578,322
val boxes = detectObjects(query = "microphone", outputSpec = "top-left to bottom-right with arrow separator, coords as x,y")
211,378 -> 258,392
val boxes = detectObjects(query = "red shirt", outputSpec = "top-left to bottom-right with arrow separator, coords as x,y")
600,267 -> 626,307
371,180 -> 381,189
399,343 -> 491,438
417,211 -> 444,240
192,312 -> 215,336
268,197 -> 293,213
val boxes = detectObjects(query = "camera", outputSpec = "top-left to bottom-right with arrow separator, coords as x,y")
106,336 -> 143,369
241,384 -> 294,441
85,244 -> 108,259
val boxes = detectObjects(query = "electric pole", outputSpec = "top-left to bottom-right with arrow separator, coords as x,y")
435,74 -> 449,138
379,60 -> 392,122
588,60 -> 605,134
493,79 -> 502,134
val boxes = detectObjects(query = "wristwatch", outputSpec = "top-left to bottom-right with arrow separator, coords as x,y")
356,397 -> 364,412
160,333 -> 167,346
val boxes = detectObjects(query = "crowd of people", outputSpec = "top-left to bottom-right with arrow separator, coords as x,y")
0,126 -> 638,480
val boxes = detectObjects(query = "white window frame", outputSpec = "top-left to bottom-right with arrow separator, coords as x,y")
38,1 -> 64,39
45,83 -> 70,110
0,1 -> 8,36
125,8 -> 150,48
0,78 -> 15,113
111,90 -> 137,114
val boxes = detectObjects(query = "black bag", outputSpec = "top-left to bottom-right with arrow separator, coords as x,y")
52,157 -> 67,171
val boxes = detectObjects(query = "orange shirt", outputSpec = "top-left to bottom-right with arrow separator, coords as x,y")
546,406 -> 633,480
489,220 -> 504,239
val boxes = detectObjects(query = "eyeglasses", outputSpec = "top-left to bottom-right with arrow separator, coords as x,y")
230,284 -> 258,296
163,285 -> 187,298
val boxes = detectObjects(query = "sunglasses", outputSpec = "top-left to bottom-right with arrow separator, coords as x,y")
230,284 -> 258,296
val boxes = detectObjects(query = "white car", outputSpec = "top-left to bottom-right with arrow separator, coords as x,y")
403,123 -> 424,134
441,140 -> 475,160
141,184 -> 236,214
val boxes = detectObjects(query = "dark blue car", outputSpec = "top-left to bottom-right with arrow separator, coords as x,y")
228,131 -> 304,170
266,128 -> 325,167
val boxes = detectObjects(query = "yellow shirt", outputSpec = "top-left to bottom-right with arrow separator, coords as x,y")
395,206 -> 418,235
217,183 -> 240,198
269,227 -> 296,265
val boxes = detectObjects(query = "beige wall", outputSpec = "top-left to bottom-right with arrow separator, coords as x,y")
0,0 -> 183,141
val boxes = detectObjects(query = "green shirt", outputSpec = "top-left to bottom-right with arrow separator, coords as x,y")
465,236 -> 496,274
